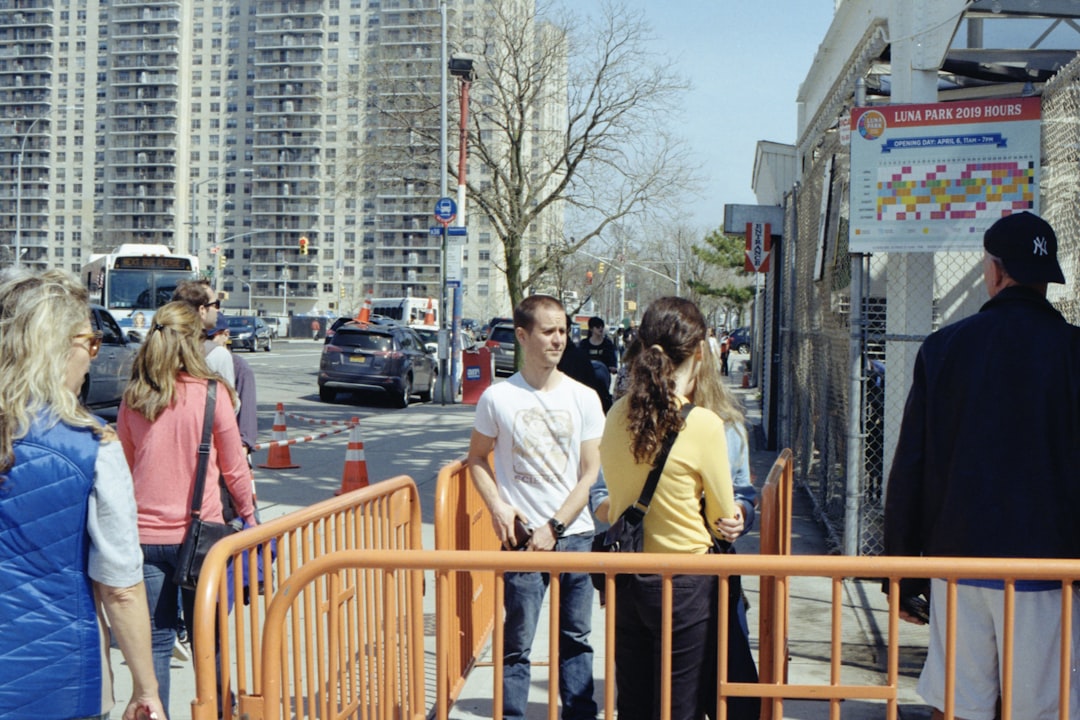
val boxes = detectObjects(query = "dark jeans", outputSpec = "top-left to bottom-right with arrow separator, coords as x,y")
142,543 -> 195,711
615,573 -> 758,720
615,573 -> 715,720
503,533 -> 597,720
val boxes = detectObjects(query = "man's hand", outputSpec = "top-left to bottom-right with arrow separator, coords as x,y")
715,507 -> 746,543
899,608 -> 928,626
528,521 -> 558,552
490,503 -> 520,548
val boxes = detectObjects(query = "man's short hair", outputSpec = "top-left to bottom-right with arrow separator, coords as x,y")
513,295 -> 565,332
173,279 -> 214,309
588,316 -> 604,330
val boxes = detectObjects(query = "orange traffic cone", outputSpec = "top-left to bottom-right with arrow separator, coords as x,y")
258,403 -> 300,470
355,293 -> 372,324
336,418 -> 369,495
423,297 -> 435,326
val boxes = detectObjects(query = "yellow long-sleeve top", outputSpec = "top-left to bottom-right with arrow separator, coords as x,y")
600,396 -> 736,554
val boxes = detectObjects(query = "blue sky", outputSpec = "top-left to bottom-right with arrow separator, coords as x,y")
575,1 -> 837,231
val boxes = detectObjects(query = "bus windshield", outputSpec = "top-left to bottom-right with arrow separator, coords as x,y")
107,268 -> 193,310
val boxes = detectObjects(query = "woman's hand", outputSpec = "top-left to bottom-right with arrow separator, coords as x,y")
715,507 -> 745,543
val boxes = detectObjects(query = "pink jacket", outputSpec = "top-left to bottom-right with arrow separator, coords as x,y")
118,374 -> 256,544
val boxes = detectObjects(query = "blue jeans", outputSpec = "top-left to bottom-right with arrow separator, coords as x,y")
141,543 -> 195,711
503,533 -> 597,720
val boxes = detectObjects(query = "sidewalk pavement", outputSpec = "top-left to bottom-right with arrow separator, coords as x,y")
113,370 -> 935,719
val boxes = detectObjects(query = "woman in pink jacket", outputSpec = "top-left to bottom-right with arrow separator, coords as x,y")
117,300 -> 256,710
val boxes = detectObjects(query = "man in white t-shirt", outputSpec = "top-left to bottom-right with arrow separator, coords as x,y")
467,295 -> 603,720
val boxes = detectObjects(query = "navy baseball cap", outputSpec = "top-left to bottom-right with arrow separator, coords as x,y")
209,313 -> 230,337
983,211 -> 1065,285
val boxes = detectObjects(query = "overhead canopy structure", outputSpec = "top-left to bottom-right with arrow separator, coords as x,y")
798,0 -> 1080,159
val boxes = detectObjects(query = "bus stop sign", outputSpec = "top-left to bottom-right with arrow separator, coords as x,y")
434,197 -> 457,226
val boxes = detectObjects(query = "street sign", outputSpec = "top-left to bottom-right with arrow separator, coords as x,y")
434,197 -> 457,226
447,280 -> 461,289
447,226 -> 467,236
745,222 -> 771,273
429,226 -> 444,236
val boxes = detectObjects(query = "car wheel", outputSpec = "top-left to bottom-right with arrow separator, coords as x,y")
319,386 -> 336,403
418,369 -> 435,402
264,337 -> 272,352
394,375 -> 412,408
738,343 -> 749,354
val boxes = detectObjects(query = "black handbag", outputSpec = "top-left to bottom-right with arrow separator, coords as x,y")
598,404 -> 694,554
174,380 -> 241,590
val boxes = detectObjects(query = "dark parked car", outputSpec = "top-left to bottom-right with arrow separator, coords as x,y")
728,327 -> 751,354
480,316 -> 513,340
485,322 -> 517,376
318,322 -> 437,407
226,315 -> 273,352
81,305 -> 139,410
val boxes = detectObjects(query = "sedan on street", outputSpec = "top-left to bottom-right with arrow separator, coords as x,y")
81,305 -> 139,410
227,315 -> 273,352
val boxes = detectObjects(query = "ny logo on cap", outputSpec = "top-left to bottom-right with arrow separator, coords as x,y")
1034,236 -> 1048,256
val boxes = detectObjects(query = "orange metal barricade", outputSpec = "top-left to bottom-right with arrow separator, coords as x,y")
432,454 -> 500,717
252,549 -> 1080,720
757,448 -> 793,719
190,475 -> 424,720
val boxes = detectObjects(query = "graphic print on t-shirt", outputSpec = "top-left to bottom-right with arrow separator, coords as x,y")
511,406 -> 571,486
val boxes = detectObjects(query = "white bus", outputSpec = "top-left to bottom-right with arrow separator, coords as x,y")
81,243 -> 200,339
369,297 -> 439,330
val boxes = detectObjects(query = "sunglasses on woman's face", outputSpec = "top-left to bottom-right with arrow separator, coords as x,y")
73,330 -> 104,359
202,299 -> 222,309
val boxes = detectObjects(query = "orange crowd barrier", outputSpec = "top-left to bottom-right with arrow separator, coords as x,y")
251,549 -> 1080,720
758,448 -> 793,719
190,475 -> 423,720
432,453 -> 500,717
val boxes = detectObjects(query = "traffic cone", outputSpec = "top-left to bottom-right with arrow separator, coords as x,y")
355,293 -> 372,324
423,297 -> 435,326
258,403 -> 300,470
336,418 -> 369,495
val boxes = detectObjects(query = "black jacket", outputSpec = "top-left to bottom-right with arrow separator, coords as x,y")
884,285 -> 1080,560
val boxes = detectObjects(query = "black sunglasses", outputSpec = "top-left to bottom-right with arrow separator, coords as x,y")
202,299 -> 222,309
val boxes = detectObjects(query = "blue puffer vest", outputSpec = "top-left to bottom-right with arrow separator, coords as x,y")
0,415 -> 103,719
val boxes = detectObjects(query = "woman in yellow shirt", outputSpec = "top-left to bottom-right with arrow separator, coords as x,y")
600,296 -> 746,720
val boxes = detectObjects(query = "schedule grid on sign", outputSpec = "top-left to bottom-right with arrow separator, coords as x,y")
875,158 -> 1035,223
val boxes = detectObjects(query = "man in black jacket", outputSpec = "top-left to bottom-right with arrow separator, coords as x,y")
884,212 -> 1080,720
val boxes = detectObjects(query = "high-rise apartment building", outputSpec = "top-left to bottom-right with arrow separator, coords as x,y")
0,0 -> 560,321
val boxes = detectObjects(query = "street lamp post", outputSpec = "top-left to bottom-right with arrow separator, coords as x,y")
14,114 -> 49,269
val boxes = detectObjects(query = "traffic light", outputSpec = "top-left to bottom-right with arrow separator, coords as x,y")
340,286 -> 346,298
585,270 -> 594,285
616,275 -> 624,289
598,261 -> 606,274
299,236 -> 309,255
219,254 -> 227,269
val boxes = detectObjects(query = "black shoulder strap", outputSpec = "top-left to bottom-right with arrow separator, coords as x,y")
188,380 -> 218,519
629,403 -> 694,516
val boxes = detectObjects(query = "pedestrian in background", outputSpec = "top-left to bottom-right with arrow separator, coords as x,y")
600,296 -> 746,720
0,268 -> 166,720
172,279 -> 235,389
885,211 -> 1080,720
118,300 -> 257,710
467,294 -> 602,720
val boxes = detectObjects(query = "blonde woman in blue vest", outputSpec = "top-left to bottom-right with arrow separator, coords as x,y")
0,269 -> 165,720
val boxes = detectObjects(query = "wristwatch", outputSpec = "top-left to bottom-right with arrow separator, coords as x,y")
548,517 -> 566,538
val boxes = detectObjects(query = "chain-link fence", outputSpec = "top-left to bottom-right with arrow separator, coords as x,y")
772,56 -> 1080,555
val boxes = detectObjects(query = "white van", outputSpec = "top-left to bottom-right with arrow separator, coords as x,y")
368,297 -> 439,330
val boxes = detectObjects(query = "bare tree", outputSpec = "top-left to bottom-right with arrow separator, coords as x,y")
368,0 -> 697,312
